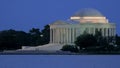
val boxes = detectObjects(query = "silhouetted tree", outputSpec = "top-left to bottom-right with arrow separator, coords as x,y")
29,28 -> 41,46
27,25 -> 50,46
74,30 -> 111,52
0,29 -> 22,50
15,31 -> 30,46
75,34 -> 97,50
41,25 -> 50,44
116,34 -> 120,45
29,28 -> 41,35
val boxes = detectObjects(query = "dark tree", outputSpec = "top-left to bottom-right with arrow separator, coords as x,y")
75,34 -> 97,50
29,28 -> 41,46
0,29 -> 22,50
29,28 -> 41,35
15,31 -> 30,46
94,31 -> 109,46
116,34 -> 120,45
28,25 -> 50,46
41,25 -> 50,44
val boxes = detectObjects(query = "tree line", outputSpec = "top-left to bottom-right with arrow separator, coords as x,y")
0,25 -> 50,51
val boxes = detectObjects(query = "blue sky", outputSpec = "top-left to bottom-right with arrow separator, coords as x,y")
0,55 -> 120,68
0,0 -> 120,35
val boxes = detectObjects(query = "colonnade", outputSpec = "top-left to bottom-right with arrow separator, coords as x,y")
87,28 -> 116,37
50,28 -> 77,44
50,27 -> 116,44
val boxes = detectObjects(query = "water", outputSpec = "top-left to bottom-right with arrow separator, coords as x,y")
0,55 -> 120,68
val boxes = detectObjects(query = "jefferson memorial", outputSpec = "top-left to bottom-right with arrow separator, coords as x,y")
49,8 -> 116,45
20,8 -> 116,51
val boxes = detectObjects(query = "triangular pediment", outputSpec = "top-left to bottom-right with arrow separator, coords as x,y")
50,20 -> 69,25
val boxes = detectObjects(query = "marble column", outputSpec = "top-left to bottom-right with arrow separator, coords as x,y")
104,28 -> 106,36
107,28 -> 109,37
66,28 -> 69,43
112,28 -> 114,36
74,28 -> 76,38
62,28 -> 65,44
108,28 -> 109,37
52,28 -> 54,43
50,29 -> 52,43
113,28 -> 114,36
55,28 -> 57,43
63,28 -> 65,43
65,28 -> 67,44
72,28 -> 75,43
54,28 -> 56,43
70,28 -> 72,43
58,28 -> 60,44
58,28 -> 60,43
88,28 -> 90,34
64,28 -> 67,44
60,28 -> 63,43
113,28 -> 116,36
50,29 -> 51,43
111,28 -> 113,36
67,28 -> 69,43
102,28 -> 104,36
70,28 -> 73,43
106,28 -> 108,36
59,28 -> 61,43
93,28 -> 95,35
62,28 -> 64,43
103,28 -> 105,36
56,28 -> 59,43
69,28 -> 71,43
89,28 -> 91,34
68,28 -> 70,43
109,28 -> 111,36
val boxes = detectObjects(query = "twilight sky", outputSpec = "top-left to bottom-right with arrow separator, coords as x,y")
0,0 -> 120,35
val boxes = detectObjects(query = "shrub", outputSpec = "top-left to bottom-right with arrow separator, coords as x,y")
61,45 -> 79,52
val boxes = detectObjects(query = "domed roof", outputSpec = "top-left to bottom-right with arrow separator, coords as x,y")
73,8 -> 103,17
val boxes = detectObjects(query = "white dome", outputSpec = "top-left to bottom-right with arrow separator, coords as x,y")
73,8 -> 103,17
70,8 -> 108,23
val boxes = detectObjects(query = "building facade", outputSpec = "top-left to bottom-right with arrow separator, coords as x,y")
49,8 -> 116,44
